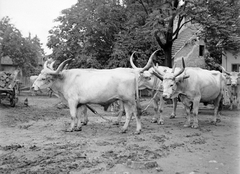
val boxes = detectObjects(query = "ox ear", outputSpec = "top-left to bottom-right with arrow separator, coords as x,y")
47,72 -> 64,80
183,75 -> 190,79
176,74 -> 189,83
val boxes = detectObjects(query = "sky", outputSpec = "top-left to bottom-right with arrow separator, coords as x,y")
0,0 -> 77,54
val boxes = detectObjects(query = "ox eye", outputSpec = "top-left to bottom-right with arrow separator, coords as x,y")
41,78 -> 46,81
170,84 -> 173,87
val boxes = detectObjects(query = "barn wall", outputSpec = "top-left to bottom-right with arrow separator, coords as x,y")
174,40 -> 206,68
222,52 -> 240,72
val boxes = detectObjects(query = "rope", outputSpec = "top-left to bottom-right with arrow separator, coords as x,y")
141,81 -> 162,112
85,104 -> 113,123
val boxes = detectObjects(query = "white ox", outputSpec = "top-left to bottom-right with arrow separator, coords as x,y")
128,50 -> 178,125
32,59 -> 141,134
152,56 -> 224,128
221,67 -> 240,110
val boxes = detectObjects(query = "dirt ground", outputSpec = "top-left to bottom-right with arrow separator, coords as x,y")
0,94 -> 239,174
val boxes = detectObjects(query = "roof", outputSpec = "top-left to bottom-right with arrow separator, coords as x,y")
172,24 -> 202,58
1,56 -> 15,65
172,24 -> 206,68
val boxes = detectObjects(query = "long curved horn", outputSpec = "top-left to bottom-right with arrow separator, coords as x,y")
173,57 -> 185,78
221,66 -> 231,76
43,60 -> 49,69
172,63 -> 176,73
55,59 -> 72,74
152,62 -> 163,81
130,51 -> 138,69
49,61 -> 55,70
152,67 -> 163,81
140,49 -> 160,73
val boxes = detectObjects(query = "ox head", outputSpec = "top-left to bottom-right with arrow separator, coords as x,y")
221,66 -> 240,86
32,59 -> 71,91
152,57 -> 189,99
130,50 -> 160,89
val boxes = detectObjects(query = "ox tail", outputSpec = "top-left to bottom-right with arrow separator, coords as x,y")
135,76 -> 141,115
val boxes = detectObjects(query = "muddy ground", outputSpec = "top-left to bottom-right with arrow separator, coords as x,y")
0,94 -> 239,174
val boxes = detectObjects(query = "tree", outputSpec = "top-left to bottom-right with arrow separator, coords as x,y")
118,0 -> 240,68
48,0 -> 240,69
48,0 -> 127,68
0,17 -> 44,75
187,0 -> 240,69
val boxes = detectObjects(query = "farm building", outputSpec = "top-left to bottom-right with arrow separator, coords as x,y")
222,50 -> 240,72
0,55 -> 45,87
172,23 -> 206,68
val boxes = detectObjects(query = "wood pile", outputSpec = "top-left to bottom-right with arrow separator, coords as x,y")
0,71 -> 15,89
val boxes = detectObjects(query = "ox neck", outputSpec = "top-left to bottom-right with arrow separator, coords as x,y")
50,73 -> 66,94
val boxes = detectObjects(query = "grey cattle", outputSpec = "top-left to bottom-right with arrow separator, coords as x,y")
32,59 -> 141,134
221,67 -> 240,110
129,50 -> 178,125
152,56 -> 225,128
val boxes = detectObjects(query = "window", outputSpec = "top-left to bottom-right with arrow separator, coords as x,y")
232,64 -> 240,72
199,45 -> 205,56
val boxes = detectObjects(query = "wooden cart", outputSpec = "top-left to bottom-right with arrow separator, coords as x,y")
0,70 -> 19,107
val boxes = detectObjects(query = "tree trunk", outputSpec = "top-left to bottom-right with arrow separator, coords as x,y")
163,43 -> 173,68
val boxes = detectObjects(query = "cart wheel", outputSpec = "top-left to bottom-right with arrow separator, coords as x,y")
10,99 -> 16,107
10,87 -> 17,107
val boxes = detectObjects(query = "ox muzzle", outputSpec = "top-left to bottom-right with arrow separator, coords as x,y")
162,93 -> 171,100
32,83 -> 40,91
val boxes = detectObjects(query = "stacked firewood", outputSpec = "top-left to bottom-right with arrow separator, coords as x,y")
0,71 -> 15,89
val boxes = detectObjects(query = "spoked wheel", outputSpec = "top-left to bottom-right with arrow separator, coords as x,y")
10,87 -> 17,107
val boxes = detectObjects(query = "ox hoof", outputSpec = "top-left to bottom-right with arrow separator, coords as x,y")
151,118 -> 157,123
120,128 -> 127,134
157,120 -> 164,125
211,119 -> 221,126
169,115 -> 176,119
191,124 -> 199,129
113,121 -> 120,126
183,124 -> 191,128
65,128 -> 74,132
216,119 -> 221,123
75,127 -> 82,131
134,130 -> 141,135
81,121 -> 88,126
210,121 -> 216,125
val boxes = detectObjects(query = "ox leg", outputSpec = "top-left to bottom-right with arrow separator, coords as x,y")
211,95 -> 222,125
67,100 -> 78,132
183,105 -> 191,128
156,96 -> 164,125
75,105 -> 88,131
80,105 -> 88,125
229,98 -> 233,110
114,101 -> 124,125
121,102 -> 141,134
191,97 -> 201,128
237,94 -> 240,110
170,97 -> 178,119
151,96 -> 161,123
120,102 -> 132,133
133,102 -> 142,134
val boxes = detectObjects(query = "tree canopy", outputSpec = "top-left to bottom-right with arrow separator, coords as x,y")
188,0 -> 240,69
0,17 -> 44,75
47,0 -> 240,69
